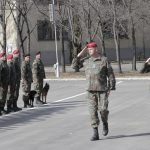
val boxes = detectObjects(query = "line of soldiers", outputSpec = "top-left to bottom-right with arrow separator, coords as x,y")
0,50 -> 45,116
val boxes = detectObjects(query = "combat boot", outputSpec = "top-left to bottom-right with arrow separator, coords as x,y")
102,122 -> 108,136
13,101 -> 22,112
0,107 -> 8,115
90,127 -> 99,141
36,96 -> 44,104
7,104 -> 13,114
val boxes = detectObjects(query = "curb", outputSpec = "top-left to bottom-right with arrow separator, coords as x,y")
44,77 -> 150,81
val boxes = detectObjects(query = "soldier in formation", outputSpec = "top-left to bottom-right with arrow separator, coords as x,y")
0,51 -> 9,115
21,53 -> 33,108
6,54 -> 16,113
72,41 -> 116,141
13,49 -> 22,111
0,50 -> 46,116
32,51 -> 46,104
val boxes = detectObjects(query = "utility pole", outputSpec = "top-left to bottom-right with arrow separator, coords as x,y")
49,0 -> 60,78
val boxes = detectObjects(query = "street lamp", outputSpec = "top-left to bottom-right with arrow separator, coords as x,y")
49,0 -> 60,78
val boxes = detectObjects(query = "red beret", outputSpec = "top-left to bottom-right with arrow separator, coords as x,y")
7,54 -> 13,60
13,49 -> 19,54
87,42 -> 97,48
0,51 -> 6,58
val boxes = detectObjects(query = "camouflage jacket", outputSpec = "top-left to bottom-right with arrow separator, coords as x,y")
32,59 -> 46,82
0,60 -> 9,85
13,57 -> 21,81
21,60 -> 32,83
72,56 -> 116,91
7,61 -> 16,86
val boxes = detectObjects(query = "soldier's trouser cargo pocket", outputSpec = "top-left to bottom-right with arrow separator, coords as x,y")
33,81 -> 43,97
22,82 -> 31,96
87,91 -> 109,128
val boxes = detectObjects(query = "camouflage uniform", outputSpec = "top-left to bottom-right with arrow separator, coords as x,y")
0,60 -> 9,113
21,60 -> 32,107
7,60 -> 16,112
32,58 -> 45,103
72,56 -> 116,129
13,57 -> 21,105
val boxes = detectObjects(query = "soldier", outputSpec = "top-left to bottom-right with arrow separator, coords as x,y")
140,57 -> 150,73
32,51 -> 46,104
6,54 -> 16,113
13,49 -> 22,111
72,42 -> 116,141
21,53 -> 32,108
0,51 -> 9,115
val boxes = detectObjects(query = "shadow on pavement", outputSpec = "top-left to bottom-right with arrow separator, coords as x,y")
104,132 -> 150,140
0,100 -> 86,132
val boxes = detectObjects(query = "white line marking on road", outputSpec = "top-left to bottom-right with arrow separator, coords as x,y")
117,81 -> 123,85
44,77 -> 150,81
54,92 -> 86,103
53,81 -> 123,103
0,82 -> 123,118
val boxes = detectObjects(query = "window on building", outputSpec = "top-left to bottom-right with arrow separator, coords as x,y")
37,20 -> 60,41
37,19 -> 69,41
37,20 -> 51,41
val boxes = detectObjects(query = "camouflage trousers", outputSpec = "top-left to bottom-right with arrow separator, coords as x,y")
33,80 -> 43,98
22,81 -> 31,96
14,80 -> 20,101
87,91 -> 109,128
0,84 -> 8,108
7,85 -> 15,106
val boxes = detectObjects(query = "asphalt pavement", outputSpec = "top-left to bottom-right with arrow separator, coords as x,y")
0,79 -> 150,150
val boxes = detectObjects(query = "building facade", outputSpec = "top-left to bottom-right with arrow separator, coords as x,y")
0,0 -> 150,66
0,0 -> 71,66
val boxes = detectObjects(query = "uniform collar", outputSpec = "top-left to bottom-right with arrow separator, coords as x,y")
90,55 -> 102,61
25,60 -> 30,64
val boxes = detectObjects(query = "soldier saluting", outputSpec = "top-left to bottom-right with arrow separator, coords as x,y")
72,41 -> 116,141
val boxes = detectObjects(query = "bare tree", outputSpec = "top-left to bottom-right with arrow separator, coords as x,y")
0,0 -> 12,53
56,1 -> 68,73
123,0 -> 149,70
107,0 -> 124,73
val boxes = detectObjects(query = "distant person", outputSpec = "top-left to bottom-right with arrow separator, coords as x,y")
0,51 -> 9,115
13,49 -> 22,111
21,54 -> 32,108
72,41 -> 116,141
32,51 -> 46,104
6,54 -> 16,113
140,58 -> 150,73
